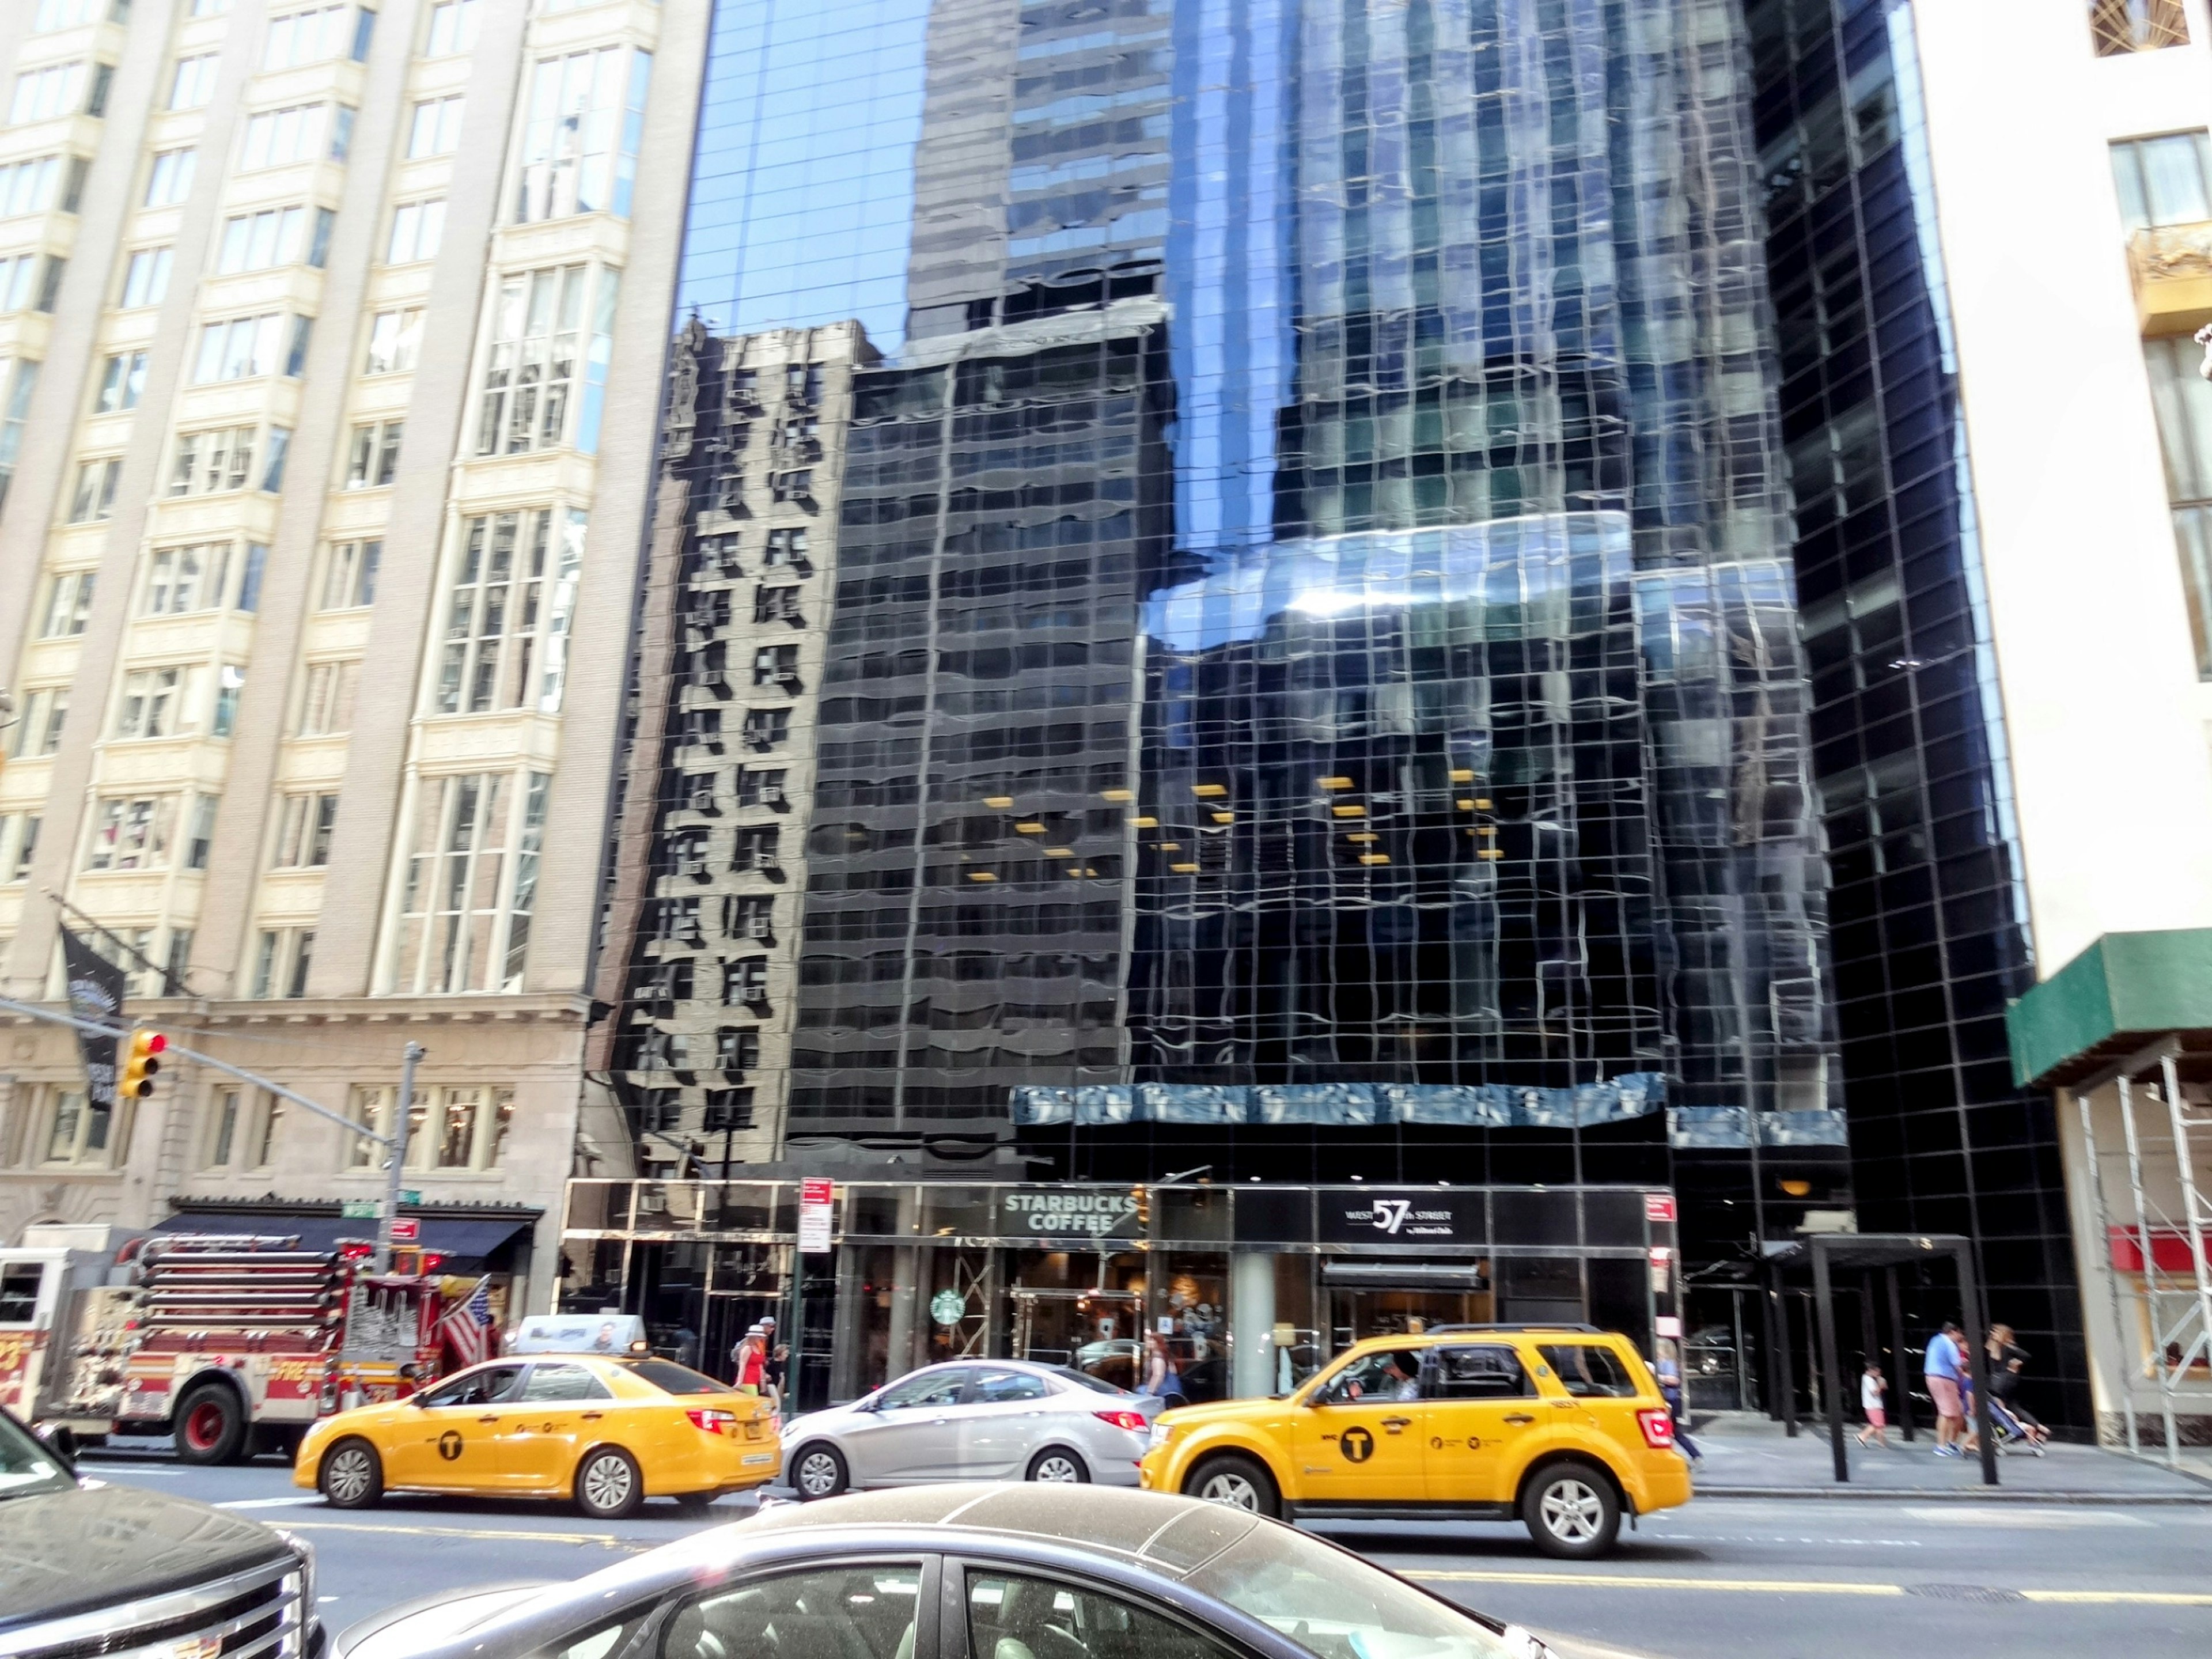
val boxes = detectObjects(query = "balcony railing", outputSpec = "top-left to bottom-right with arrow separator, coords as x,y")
2128,222 -> 2212,334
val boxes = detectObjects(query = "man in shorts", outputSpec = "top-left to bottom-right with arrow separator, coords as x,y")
1925,1320 -> 1966,1457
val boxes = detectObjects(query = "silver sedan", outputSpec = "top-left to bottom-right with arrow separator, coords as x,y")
781,1361 -> 1161,1499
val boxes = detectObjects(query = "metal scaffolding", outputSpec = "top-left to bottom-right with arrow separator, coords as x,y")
2074,1039 -> 2212,1465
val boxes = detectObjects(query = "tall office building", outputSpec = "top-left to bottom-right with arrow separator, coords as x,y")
0,0 -> 711,1312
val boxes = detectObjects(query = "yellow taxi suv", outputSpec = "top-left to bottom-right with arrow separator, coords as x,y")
1141,1325 -> 1690,1558
295,1354 -> 781,1519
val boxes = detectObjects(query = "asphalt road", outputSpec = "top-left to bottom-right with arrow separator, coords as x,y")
74,1445 -> 2212,1659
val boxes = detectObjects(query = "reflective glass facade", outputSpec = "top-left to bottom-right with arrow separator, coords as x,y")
1747,0 -> 2085,1428
601,0 -> 2075,1414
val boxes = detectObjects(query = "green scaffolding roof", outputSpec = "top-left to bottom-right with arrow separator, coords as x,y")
2007,929 -> 2212,1088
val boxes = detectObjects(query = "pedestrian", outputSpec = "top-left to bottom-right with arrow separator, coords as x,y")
1985,1323 -> 2049,1450
1653,1339 -> 1701,1463
1142,1330 -> 1183,1406
1855,1360 -> 1889,1448
731,1324 -> 766,1396
672,1324 -> 700,1371
1925,1319 -> 1966,1457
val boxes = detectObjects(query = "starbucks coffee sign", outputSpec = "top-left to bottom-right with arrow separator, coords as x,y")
1000,1190 -> 1140,1237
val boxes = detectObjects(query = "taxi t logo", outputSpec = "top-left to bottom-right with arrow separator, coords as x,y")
1340,1425 -> 1375,1464
438,1429 -> 465,1461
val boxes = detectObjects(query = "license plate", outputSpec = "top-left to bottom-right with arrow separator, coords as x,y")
742,1452 -> 774,1466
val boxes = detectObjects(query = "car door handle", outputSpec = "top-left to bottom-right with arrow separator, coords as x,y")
1381,1416 -> 1412,1431
581,1412 -> 603,1421
1502,1413 -> 1536,1425
476,1415 -> 499,1423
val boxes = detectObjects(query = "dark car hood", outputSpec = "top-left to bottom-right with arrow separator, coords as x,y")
0,1479 -> 295,1634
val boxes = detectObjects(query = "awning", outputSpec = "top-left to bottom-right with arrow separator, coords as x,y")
154,1212 -> 535,1263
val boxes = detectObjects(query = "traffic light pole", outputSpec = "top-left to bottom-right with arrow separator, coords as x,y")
0,995 -> 416,1263
373,1043 -> 425,1273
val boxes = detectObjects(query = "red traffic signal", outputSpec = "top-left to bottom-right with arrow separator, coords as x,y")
120,1029 -> 167,1099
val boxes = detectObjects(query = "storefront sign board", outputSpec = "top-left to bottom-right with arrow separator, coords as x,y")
930,1289 -> 966,1327
999,1188 -> 1140,1237
1317,1188 -> 1479,1244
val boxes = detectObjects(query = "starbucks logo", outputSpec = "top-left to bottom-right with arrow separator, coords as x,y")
1340,1426 -> 1374,1464
438,1430 -> 465,1461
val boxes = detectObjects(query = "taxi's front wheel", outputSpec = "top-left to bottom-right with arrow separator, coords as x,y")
320,1439 -> 383,1510
1186,1453 -> 1281,1519
1521,1460 -> 1620,1559
575,1447 -> 645,1520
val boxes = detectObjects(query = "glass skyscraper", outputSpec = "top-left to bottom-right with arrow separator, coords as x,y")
597,0 -> 2070,1417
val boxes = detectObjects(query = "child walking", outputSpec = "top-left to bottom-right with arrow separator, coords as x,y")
1856,1360 -> 1889,1447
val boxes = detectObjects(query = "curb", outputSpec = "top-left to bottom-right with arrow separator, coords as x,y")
1695,1484 -> 2212,1505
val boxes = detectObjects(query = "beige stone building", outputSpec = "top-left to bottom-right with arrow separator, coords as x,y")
0,0 -> 713,1310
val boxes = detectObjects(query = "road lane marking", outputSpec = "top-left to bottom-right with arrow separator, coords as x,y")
1407,1571 -> 2212,1607
279,1520 -> 642,1548
215,1497 -> 321,1510
1899,1506 -> 2152,1528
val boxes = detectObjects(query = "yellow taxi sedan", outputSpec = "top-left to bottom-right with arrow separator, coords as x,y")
1141,1326 -> 1691,1558
295,1354 -> 780,1519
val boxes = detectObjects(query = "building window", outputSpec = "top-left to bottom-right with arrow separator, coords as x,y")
120,245 -> 171,308
320,538 -> 381,609
68,457 -> 120,522
0,157 -> 60,217
193,0 -> 236,17
144,543 -> 232,613
0,359 -> 36,509
365,307 -> 422,374
743,706 -> 790,749
144,147 -> 196,207
2112,132 -> 2212,230
344,1082 -> 510,1171
763,528 -> 809,570
433,508 -> 586,714
752,644 -> 800,688
734,824 -> 780,873
2149,335 -> 2212,678
408,94 -> 465,158
272,791 -> 339,867
184,794 -> 217,870
263,426 -> 293,491
40,570 -> 93,636
205,1086 -> 243,1168
248,928 -> 314,1001
191,313 -> 288,383
240,104 -> 329,171
8,690 -> 65,757
96,350 -> 145,412
113,668 -> 194,740
238,545 -> 267,612
218,206 -> 315,274
169,53 -> 218,112
476,265 -> 621,454
384,770 -> 549,994
213,665 -> 245,736
263,5 -> 354,71
204,1085 -> 281,1167
386,198 -> 445,264
344,419 -> 403,488
35,1 -> 123,28
2092,0 -> 2189,54
8,816 -> 38,879
514,47 -> 652,224
40,1087 -> 113,1168
10,62 -> 86,126
298,658 -> 359,733
426,1 -> 480,56
86,794 -> 176,869
171,425 -> 258,494
2,251 -> 54,312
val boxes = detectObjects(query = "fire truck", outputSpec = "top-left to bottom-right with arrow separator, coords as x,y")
0,1223 -> 453,1462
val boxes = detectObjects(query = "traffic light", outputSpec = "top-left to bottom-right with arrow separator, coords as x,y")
120,1029 -> 166,1099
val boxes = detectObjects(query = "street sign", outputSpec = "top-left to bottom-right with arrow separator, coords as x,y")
798,1177 -> 834,1253
1644,1193 -> 1676,1223
400,1190 -> 422,1205
389,1218 -> 421,1244
340,1200 -> 379,1218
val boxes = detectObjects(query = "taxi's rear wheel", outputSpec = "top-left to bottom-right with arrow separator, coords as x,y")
320,1438 -> 384,1510
1186,1453 -> 1280,1519
1521,1460 -> 1620,1559
791,1442 -> 848,1501
575,1446 -> 644,1520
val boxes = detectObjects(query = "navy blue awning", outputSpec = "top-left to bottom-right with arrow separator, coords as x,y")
154,1212 -> 535,1262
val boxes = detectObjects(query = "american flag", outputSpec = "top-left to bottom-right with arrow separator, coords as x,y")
438,1279 -> 494,1368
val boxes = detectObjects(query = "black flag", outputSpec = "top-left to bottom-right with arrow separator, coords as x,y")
61,926 -> 127,1112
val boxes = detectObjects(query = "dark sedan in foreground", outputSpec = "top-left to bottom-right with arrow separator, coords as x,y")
338,1484 -> 1548,1659
0,1406 -> 318,1659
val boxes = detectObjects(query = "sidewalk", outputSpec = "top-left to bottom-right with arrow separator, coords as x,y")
1685,1410 -> 2212,1502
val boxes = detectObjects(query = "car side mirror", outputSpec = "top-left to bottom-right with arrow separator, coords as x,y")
409,1393 -> 431,1408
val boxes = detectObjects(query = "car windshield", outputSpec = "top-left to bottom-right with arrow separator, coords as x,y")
623,1359 -> 727,1396
0,1412 -> 74,1502
1051,1367 -> 1135,1395
1185,1521 -> 1524,1659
